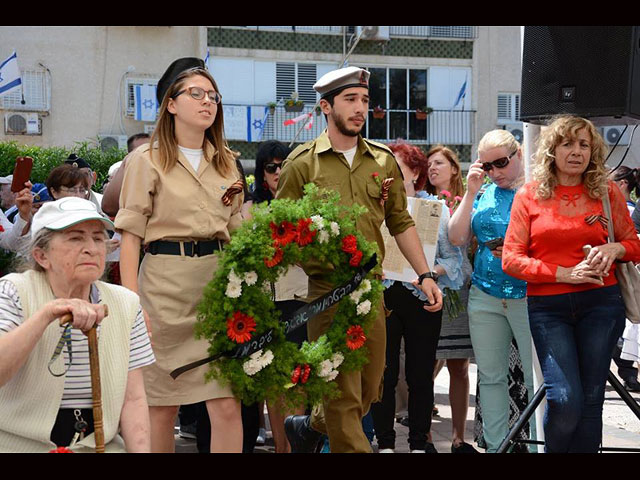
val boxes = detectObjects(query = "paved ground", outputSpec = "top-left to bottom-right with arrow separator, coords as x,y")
175,360 -> 640,453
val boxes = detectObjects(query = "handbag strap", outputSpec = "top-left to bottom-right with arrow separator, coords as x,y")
601,188 -> 616,243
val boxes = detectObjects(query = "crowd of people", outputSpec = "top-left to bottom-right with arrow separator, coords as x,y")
0,59 -> 639,454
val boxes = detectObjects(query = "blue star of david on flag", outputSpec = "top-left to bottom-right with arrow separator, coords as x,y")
134,84 -> 158,121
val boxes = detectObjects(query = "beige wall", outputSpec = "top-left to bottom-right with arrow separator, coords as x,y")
0,26 -> 206,148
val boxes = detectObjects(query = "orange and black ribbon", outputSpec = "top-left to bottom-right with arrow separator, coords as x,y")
585,214 -> 609,229
380,178 -> 394,206
221,180 -> 245,206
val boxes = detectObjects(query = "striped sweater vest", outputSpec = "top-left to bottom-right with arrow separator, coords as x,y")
0,270 -> 140,453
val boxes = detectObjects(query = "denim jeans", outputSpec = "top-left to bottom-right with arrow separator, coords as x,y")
527,284 -> 626,453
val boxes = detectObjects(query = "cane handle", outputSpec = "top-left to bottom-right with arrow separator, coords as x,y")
58,305 -> 109,327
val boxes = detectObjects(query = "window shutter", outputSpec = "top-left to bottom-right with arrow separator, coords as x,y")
297,63 -> 317,104
276,63 -> 295,102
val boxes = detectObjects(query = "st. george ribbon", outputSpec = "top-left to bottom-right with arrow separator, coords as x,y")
170,253 -> 378,380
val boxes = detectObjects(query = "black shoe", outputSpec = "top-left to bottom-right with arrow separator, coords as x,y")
451,442 -> 479,453
425,442 -> 438,453
624,378 -> 640,392
284,415 -> 322,453
397,416 -> 409,427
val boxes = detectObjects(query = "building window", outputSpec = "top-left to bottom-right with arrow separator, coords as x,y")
276,62 -> 317,105
0,69 -> 50,112
366,67 -> 428,142
498,93 -> 520,123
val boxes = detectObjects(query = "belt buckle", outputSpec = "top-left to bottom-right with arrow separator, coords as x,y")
191,241 -> 200,257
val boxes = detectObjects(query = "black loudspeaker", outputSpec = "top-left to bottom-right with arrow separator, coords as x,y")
520,26 -> 640,125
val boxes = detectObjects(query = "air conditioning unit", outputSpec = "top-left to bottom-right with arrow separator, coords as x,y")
602,126 -> 630,146
4,112 -> 41,135
356,26 -> 390,41
143,124 -> 156,135
98,134 -> 128,152
501,122 -> 524,144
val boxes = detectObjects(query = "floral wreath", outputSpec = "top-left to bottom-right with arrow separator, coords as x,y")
194,184 -> 383,408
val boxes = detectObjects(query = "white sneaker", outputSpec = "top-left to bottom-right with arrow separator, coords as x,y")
410,449 -> 426,453
256,427 -> 266,445
379,448 -> 395,453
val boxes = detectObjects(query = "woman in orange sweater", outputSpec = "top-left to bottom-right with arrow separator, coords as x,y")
502,115 -> 640,453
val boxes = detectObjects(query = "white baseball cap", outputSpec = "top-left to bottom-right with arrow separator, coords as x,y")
0,175 -> 13,185
31,197 -> 114,238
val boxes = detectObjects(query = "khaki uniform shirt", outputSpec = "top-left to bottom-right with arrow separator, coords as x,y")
276,130 -> 414,277
114,141 -> 244,244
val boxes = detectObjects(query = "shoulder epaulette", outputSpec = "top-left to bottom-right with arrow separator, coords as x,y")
363,138 -> 393,155
286,141 -> 314,161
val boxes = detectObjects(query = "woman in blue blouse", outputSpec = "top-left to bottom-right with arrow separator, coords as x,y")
370,142 -> 465,453
448,130 -> 535,452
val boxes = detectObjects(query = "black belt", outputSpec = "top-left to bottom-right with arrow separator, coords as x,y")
147,239 -> 223,257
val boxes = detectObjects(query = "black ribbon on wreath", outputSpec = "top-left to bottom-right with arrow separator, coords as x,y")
170,253 -> 378,380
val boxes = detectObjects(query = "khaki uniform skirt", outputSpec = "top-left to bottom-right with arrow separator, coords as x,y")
138,251 -> 233,406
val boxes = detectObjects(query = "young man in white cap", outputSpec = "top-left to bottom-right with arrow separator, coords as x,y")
277,66 -> 443,453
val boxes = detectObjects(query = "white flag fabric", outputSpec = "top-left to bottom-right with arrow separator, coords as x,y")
134,84 -> 158,121
0,51 -> 22,98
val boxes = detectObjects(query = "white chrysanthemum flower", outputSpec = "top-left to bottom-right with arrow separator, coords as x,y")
228,269 -> 243,285
318,230 -> 330,244
329,222 -> 340,236
350,290 -> 363,304
243,361 -> 261,376
318,359 -> 334,378
260,350 -> 274,367
331,352 -> 344,369
249,349 -> 263,360
311,215 -> 325,230
225,282 -> 242,299
323,370 -> 339,382
356,299 -> 372,316
244,271 -> 258,286
360,279 -> 371,293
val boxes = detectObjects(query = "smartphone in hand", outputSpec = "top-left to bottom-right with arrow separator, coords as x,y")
484,237 -> 504,250
11,156 -> 33,193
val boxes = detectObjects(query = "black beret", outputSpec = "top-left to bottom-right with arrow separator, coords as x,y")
65,153 -> 91,170
156,57 -> 206,105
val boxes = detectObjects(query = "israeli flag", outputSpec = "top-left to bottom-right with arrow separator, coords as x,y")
0,51 -> 22,98
204,49 -> 211,71
134,84 -> 158,122
451,75 -> 468,110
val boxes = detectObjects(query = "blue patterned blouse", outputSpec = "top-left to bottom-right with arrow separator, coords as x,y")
383,191 -> 468,300
470,183 -> 526,299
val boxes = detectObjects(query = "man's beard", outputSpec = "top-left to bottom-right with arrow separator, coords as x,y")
331,110 -> 365,137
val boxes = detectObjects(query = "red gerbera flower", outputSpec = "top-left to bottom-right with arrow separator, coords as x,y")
296,218 -> 317,246
270,221 -> 297,247
341,235 -> 358,254
49,447 -> 74,453
372,172 -> 379,178
0,225 -> 4,233
226,312 -> 257,344
349,250 -> 363,267
264,245 -> 284,268
346,325 -> 366,350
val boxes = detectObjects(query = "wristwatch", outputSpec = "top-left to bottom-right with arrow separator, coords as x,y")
418,271 -> 439,285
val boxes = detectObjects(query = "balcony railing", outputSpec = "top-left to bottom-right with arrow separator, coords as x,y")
223,105 -> 475,146
223,26 -> 477,40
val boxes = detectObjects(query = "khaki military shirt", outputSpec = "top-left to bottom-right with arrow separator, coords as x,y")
276,130 -> 414,276
114,141 -> 244,244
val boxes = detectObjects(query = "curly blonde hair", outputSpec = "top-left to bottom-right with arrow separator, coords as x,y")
532,115 -> 609,200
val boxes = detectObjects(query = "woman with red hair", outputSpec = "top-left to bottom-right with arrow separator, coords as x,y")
370,141 -> 465,453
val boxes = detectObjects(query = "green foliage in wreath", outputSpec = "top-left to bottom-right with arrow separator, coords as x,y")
195,184 -> 383,409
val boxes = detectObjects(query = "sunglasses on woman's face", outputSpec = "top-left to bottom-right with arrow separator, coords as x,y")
264,162 -> 283,174
481,151 -> 517,172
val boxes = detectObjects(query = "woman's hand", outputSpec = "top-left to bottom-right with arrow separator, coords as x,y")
106,237 -> 121,254
15,182 -> 33,222
556,261 -> 605,285
491,246 -> 503,259
585,243 -> 626,276
39,298 -> 107,333
466,160 -> 486,197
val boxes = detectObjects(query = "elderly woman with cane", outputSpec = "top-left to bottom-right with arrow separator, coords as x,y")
0,197 -> 154,453
502,115 -> 640,452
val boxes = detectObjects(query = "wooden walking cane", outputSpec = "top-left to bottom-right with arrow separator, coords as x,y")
60,305 -> 109,453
